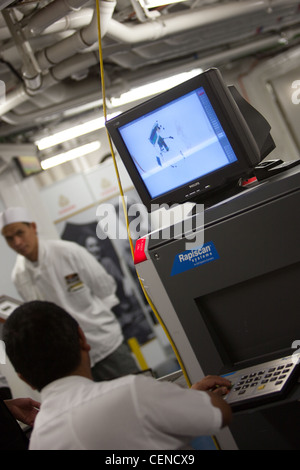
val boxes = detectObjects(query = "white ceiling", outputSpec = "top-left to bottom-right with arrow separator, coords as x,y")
0,0 -> 299,147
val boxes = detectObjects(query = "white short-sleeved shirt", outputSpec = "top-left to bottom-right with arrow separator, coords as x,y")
12,239 -> 123,366
29,374 -> 222,450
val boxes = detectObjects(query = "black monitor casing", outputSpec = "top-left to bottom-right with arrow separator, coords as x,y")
106,68 -> 275,210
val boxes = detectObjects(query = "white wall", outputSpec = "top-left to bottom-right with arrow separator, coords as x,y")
221,45 -> 300,161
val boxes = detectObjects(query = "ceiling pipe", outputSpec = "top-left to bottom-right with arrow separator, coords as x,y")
0,31 -> 79,68
0,49 -> 100,119
0,0 -> 298,119
106,0 -> 300,44
0,26 -> 10,41
50,51 -> 99,81
0,8 -> 94,44
0,1 -> 115,116
41,9 -> 94,36
26,0 -> 92,36
0,86 -> 28,116
36,0 -> 116,70
0,77 -> 104,127
2,29 -> 297,129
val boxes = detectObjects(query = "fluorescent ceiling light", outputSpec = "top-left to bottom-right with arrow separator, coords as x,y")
110,68 -> 203,107
35,112 -> 121,150
139,0 -> 188,9
63,99 -> 103,118
41,141 -> 101,170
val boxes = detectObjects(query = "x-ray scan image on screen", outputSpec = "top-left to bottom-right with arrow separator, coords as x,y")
119,87 -> 237,198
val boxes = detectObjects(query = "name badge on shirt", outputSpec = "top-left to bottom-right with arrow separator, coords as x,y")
64,273 -> 84,292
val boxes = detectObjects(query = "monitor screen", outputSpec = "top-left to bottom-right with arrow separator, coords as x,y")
118,86 -> 238,199
106,68 -> 264,211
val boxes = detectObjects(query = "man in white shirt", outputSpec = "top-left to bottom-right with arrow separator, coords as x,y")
0,206 -> 139,381
3,300 -> 232,450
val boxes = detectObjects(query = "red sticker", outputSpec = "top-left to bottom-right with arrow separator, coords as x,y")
134,238 -> 148,265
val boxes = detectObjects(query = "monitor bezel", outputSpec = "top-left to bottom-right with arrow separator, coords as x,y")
106,68 -> 261,211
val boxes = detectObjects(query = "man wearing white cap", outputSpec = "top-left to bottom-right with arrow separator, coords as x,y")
0,207 -> 139,381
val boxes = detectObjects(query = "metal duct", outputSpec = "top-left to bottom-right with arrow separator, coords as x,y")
0,0 -> 299,120
0,0 -> 16,10
36,0 -> 116,69
26,0 -> 92,36
106,0 -> 300,44
2,28 -> 298,129
0,0 -> 116,116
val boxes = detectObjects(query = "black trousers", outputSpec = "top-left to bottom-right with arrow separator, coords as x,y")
0,400 -> 29,450
91,342 -> 140,381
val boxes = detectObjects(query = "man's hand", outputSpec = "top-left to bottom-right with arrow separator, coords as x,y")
191,375 -> 232,396
4,397 -> 40,426
191,376 -> 232,427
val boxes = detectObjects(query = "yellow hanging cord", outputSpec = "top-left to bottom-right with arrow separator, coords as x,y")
95,0 -> 191,388
96,1 -> 134,260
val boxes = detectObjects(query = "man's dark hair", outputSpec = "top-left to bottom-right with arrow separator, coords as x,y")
3,301 -> 81,391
